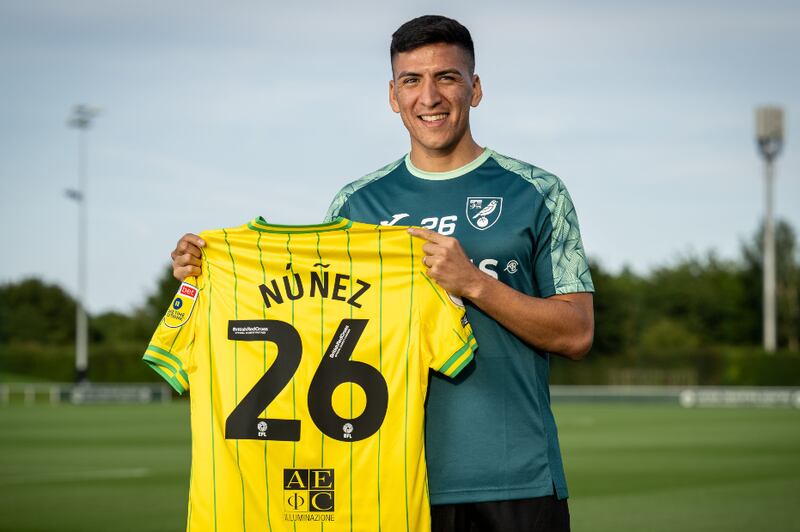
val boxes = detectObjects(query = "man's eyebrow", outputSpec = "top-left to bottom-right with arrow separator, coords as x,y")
396,70 -> 421,79
395,68 -> 464,79
434,68 -> 463,77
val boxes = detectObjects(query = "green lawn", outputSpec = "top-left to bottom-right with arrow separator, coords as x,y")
0,403 -> 190,532
1,402 -> 798,531
558,404 -> 800,532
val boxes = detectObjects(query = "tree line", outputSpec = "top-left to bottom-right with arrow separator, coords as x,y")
1,221 -> 798,384
592,219 -> 799,357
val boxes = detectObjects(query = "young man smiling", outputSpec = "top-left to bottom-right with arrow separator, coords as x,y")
388,40 -> 483,169
172,15 -> 594,532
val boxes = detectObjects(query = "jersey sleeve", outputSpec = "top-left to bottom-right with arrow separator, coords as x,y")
532,178 -> 595,297
417,272 -> 478,378
142,279 -> 200,394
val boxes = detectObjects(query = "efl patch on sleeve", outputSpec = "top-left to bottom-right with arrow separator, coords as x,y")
164,282 -> 198,328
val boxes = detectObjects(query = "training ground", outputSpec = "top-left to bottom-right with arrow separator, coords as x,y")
1,397 -> 798,531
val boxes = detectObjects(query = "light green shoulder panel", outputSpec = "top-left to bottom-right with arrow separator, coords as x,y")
323,157 -> 405,222
491,151 -> 595,294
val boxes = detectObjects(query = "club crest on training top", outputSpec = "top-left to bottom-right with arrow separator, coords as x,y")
466,197 -> 503,230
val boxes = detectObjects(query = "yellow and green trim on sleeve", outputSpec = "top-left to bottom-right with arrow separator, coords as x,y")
436,329 -> 478,378
143,344 -> 189,394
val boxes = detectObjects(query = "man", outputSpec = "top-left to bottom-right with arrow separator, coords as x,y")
172,15 -> 594,532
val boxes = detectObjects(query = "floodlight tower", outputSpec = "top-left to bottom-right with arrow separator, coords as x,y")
755,106 -> 784,353
67,104 -> 100,382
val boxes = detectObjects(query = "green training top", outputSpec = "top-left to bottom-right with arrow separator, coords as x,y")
325,148 -> 594,503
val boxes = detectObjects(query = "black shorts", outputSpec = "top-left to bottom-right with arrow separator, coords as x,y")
431,494 -> 570,532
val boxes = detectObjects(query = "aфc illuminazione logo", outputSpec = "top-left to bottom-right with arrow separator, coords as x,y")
283,469 -> 335,521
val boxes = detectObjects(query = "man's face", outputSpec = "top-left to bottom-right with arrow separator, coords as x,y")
389,43 -> 482,155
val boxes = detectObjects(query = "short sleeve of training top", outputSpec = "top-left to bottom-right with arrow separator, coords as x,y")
528,176 -> 594,297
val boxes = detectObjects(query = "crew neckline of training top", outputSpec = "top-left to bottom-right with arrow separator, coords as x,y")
404,148 -> 493,181
247,216 -> 353,233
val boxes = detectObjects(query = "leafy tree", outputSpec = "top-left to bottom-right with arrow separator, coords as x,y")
89,264 -> 180,344
589,260 -> 644,356
638,318 -> 700,356
642,253 -> 754,347
141,264 -> 181,329
91,310 -> 151,344
0,278 -> 77,344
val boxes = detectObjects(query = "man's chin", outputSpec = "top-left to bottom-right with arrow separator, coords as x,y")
412,134 -> 458,153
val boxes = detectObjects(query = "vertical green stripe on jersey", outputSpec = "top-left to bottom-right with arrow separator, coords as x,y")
420,273 -> 446,306
255,232 -> 273,532
286,234 -> 298,532
205,254 -> 218,532
315,233 -> 326,477
377,227 -> 384,532
451,328 -> 466,344
285,233 -> 297,470
345,229 -> 354,532
224,229 -> 247,532
404,234 -> 414,532
314,232 -> 326,532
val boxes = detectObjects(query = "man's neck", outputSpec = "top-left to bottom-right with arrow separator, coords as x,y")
408,138 -> 484,173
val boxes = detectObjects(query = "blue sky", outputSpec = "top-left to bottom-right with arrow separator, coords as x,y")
1,0 -> 798,313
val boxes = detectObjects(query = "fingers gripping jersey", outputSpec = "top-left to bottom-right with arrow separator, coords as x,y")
143,217 -> 477,532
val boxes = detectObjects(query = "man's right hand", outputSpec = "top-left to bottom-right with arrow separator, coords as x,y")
171,233 -> 205,281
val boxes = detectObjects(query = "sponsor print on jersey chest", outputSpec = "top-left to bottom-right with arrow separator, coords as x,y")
378,193 -> 535,289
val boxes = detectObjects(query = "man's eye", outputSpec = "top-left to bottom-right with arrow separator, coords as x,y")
403,78 -> 419,85
439,75 -> 456,81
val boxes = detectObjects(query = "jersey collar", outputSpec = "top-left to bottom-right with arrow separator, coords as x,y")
404,148 -> 492,181
248,216 -> 353,233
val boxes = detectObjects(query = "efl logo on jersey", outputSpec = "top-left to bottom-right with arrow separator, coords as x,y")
164,282 -> 198,328
466,197 -> 503,230
284,469 -> 335,520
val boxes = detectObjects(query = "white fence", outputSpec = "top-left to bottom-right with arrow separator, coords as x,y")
0,382 -> 173,406
2,383 -> 798,408
551,385 -> 800,408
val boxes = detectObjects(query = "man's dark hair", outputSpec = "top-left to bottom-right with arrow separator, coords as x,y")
390,15 -> 475,72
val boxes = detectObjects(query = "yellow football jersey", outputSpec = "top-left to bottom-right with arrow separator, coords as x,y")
143,217 -> 477,532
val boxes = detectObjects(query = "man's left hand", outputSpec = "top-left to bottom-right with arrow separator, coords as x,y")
407,227 -> 486,299
408,227 -> 593,359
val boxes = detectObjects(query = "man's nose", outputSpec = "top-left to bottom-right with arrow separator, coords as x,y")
419,77 -> 442,107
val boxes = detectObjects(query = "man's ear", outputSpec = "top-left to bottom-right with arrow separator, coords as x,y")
470,74 -> 483,108
389,79 -> 400,113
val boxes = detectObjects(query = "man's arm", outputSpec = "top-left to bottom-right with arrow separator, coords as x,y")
409,227 -> 593,360
171,234 -> 205,281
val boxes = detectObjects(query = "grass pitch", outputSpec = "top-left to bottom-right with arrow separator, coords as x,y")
1,401 -> 798,531
559,404 -> 800,532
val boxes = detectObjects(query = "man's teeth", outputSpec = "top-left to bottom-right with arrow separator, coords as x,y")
420,114 -> 447,122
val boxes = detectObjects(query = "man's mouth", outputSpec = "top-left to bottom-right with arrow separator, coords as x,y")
419,113 -> 448,123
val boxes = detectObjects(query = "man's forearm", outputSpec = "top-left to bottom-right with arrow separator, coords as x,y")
406,226 -> 593,359
465,273 -> 594,360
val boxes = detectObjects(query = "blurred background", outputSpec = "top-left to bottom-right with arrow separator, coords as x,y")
1,1 -> 798,531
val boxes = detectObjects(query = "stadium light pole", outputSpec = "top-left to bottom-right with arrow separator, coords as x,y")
755,106 -> 784,353
66,104 -> 100,383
